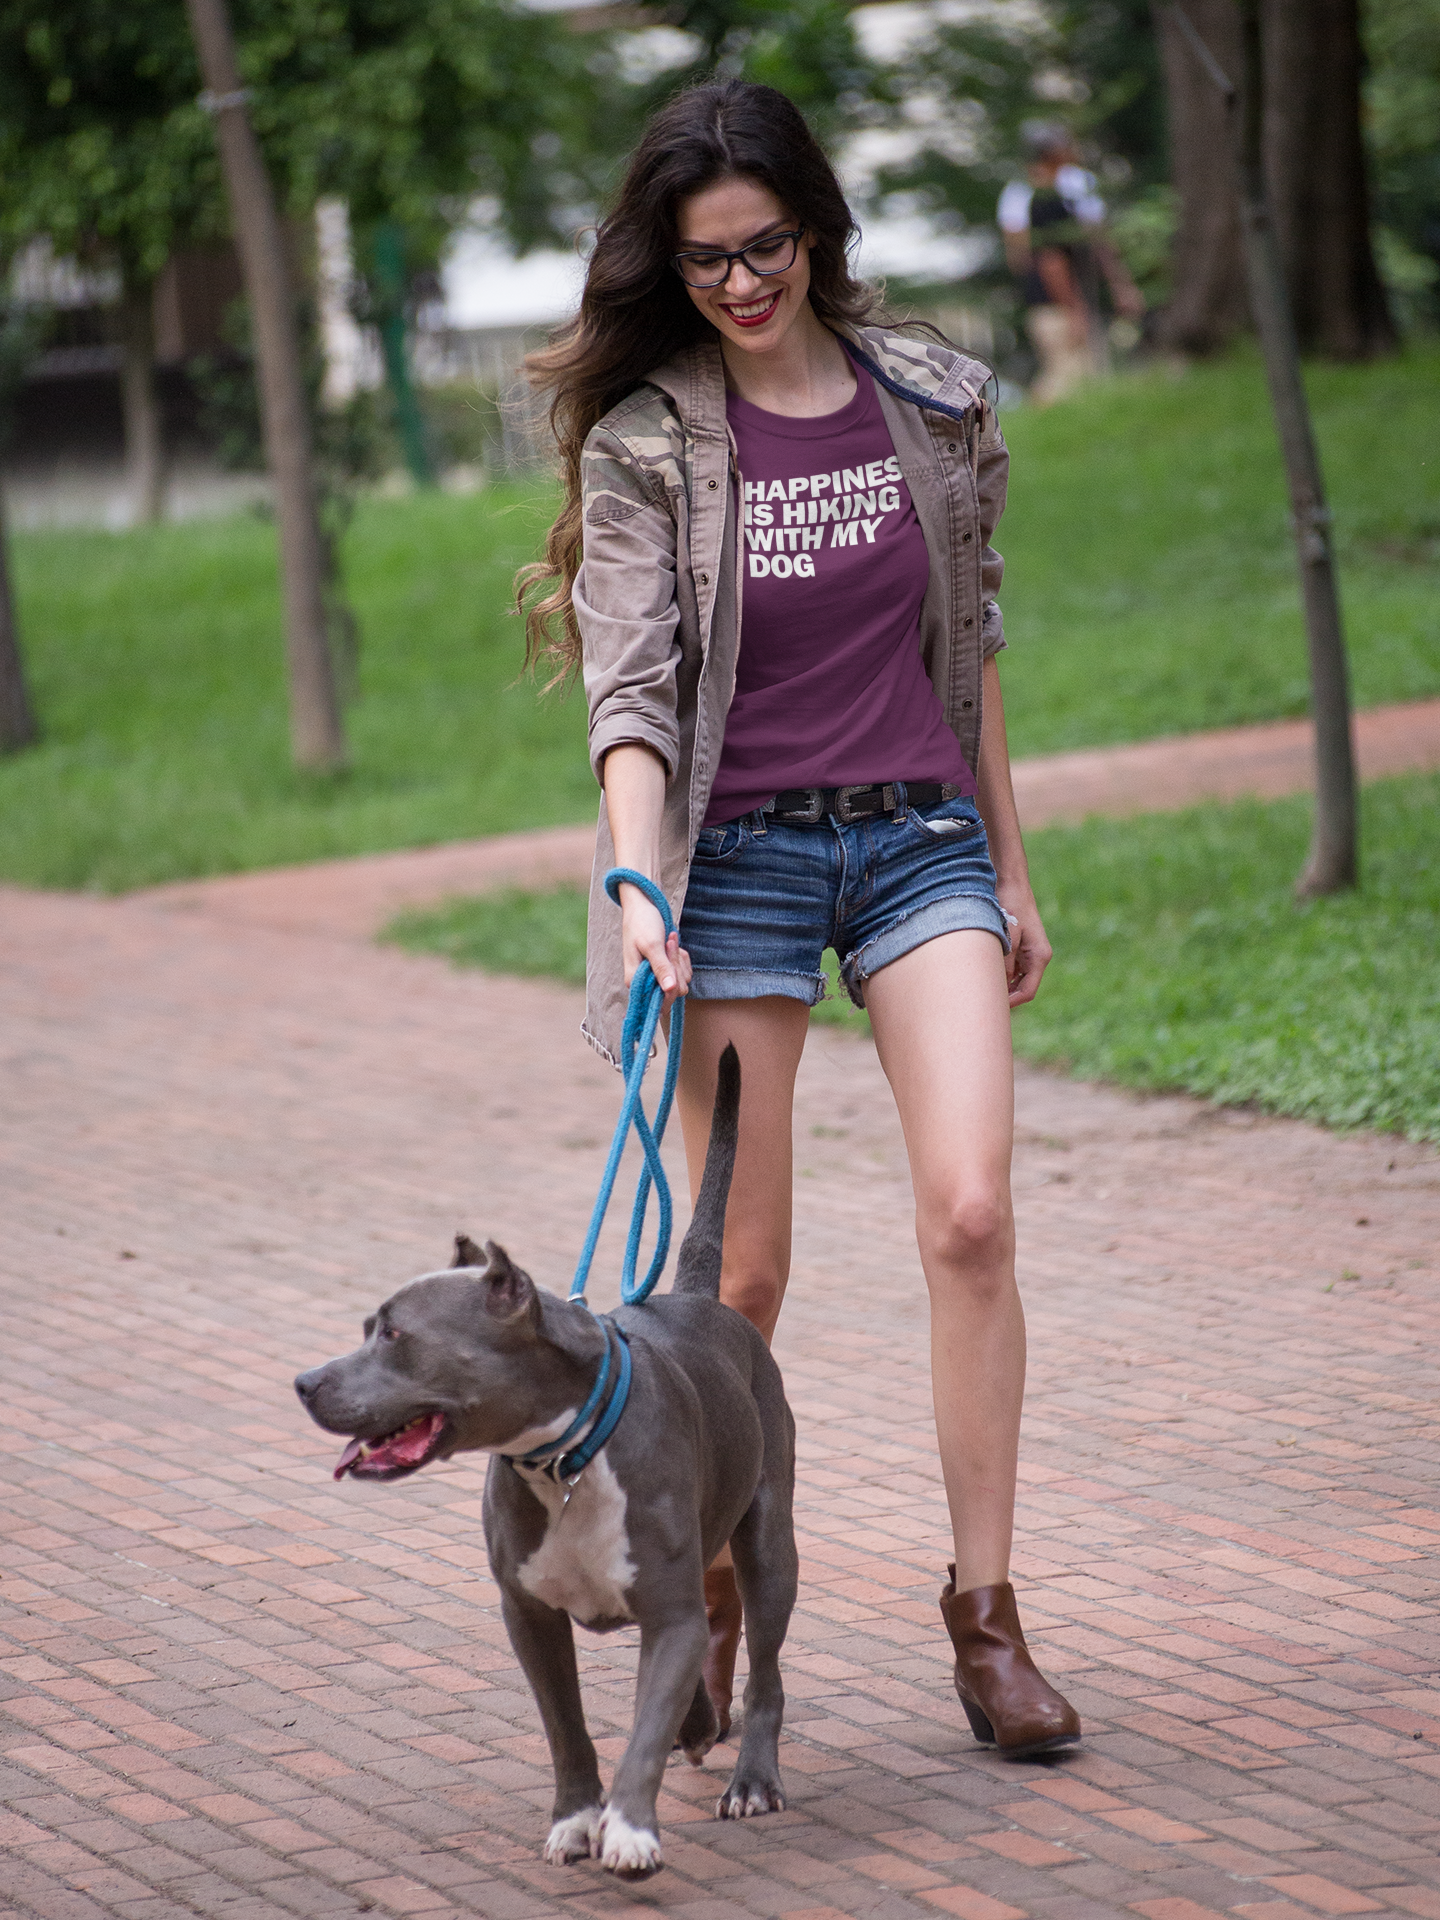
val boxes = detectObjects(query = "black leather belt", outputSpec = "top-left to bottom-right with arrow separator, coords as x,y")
765,781 -> 963,824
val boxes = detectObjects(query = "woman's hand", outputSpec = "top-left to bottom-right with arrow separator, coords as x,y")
998,881 -> 1052,1008
619,883 -> 692,1010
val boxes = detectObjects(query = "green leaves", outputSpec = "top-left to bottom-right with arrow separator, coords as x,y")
0,0 -> 620,285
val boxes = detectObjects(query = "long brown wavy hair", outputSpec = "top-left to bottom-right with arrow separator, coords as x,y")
517,79 -> 880,684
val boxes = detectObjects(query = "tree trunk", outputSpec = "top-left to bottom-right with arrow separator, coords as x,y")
0,489 -> 38,753
1153,1 -> 1248,353
119,280 -> 165,526
1233,0 -> 1358,894
1158,0 -> 1396,360
183,0 -> 346,771
1263,0 -> 1397,359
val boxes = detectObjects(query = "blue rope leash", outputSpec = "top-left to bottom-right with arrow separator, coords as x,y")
569,868 -> 685,1309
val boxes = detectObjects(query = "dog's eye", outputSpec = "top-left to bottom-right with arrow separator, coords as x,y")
379,1325 -> 401,1343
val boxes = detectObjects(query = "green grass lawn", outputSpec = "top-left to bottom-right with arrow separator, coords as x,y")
0,481 -> 589,890
996,348 -> 1440,752
385,773 -> 1440,1144
2,346 -> 1437,890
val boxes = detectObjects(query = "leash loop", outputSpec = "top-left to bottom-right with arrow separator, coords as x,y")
569,868 -> 684,1308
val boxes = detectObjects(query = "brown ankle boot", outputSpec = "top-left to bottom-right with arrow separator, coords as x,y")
703,1565 -> 744,1741
939,1569 -> 1080,1758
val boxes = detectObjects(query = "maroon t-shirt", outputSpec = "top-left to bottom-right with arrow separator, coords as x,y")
704,373 -> 975,827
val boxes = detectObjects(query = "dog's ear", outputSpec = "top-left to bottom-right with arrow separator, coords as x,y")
478,1242 -> 535,1322
452,1233 -> 486,1269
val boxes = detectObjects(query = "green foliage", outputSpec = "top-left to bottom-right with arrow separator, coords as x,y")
386,883 -> 590,982
1056,0 -> 1167,186
236,0 -> 615,258
1,351 -> 1436,891
1106,184 -> 1177,308
635,0 -> 875,145
380,772 -> 1440,1143
0,1 -> 222,280
1365,0 -> 1440,328
0,0 -> 616,291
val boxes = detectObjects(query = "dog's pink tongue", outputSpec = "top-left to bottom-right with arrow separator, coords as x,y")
334,1438 -> 365,1481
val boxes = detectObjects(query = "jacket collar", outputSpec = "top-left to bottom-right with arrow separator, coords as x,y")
640,321 -> 995,436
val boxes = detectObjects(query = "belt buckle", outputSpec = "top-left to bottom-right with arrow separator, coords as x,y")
791,788 -> 824,823
835,784 -> 889,823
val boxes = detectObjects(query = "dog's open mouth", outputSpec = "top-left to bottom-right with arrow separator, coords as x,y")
333,1412 -> 447,1481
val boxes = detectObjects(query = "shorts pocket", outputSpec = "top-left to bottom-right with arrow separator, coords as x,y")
909,799 -> 982,841
691,819 -> 750,864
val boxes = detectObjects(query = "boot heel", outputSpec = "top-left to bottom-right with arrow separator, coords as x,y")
961,1700 -> 996,1746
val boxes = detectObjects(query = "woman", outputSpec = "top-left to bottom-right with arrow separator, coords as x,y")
519,79 -> 1079,1761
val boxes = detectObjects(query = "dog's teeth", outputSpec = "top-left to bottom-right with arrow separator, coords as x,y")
358,1443 -> 373,1459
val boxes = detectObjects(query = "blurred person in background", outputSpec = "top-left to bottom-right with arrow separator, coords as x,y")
997,123 -> 1145,406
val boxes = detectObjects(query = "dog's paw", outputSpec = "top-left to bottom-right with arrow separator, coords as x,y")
597,1807 -> 663,1876
543,1805 -> 602,1865
716,1770 -> 786,1819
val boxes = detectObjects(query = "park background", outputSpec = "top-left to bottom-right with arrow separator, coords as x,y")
1,0 -> 1438,1141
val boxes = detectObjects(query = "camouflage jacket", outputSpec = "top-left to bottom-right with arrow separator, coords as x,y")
575,321 -> 1009,1066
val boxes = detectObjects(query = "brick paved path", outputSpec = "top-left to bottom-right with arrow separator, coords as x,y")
3,881 -> 1440,1920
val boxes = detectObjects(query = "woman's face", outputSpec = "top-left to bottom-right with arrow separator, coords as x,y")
674,176 -> 812,358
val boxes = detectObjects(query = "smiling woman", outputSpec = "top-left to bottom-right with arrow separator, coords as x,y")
512,77 -> 1079,1766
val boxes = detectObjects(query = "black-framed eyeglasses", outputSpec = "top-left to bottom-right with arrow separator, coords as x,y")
671,228 -> 805,289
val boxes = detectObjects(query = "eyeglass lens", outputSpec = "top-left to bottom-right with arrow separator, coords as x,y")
675,232 -> 800,287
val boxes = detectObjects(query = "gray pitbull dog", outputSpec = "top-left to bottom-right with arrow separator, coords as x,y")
294,1047 -> 797,1876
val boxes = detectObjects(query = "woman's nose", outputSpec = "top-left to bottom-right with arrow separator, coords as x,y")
724,258 -> 764,299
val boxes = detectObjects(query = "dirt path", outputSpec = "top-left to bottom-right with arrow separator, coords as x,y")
2,870 -> 1438,1920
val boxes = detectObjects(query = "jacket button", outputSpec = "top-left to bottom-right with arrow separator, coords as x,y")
963,615 -> 974,628
698,573 -> 709,586
961,698 -> 974,710
947,441 -> 957,452
963,530 -> 973,542
707,479 -> 718,489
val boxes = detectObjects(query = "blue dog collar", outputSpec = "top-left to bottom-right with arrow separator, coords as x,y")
504,1317 -> 631,1486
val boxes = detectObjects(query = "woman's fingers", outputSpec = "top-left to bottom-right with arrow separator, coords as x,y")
661,931 -> 692,1009
999,895 -> 1052,1008
1007,921 -> 1052,1006
619,890 -> 691,1002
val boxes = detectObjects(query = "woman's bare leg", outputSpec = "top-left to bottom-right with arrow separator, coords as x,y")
675,996 -> 811,1344
864,929 -> 1024,1592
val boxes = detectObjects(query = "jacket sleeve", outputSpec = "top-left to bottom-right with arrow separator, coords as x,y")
976,400 -> 1009,660
574,425 -> 683,784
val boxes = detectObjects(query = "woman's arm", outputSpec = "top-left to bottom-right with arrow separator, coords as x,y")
973,657 -> 1052,1007
602,742 -> 692,1006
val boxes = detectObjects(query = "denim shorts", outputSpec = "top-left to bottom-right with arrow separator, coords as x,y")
679,791 -> 1010,1009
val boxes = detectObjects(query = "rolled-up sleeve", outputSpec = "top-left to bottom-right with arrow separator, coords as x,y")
576,426 -> 683,783
976,402 -> 1009,659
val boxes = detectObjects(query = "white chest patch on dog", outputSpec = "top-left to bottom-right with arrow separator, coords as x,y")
514,1452 -> 637,1626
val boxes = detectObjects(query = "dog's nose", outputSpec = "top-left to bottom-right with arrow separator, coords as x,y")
294,1368 -> 322,1404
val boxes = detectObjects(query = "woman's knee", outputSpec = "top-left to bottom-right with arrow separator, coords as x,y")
720,1258 -> 786,1336
918,1186 -> 1014,1280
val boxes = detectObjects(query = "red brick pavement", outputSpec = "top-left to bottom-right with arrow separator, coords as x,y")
3,882 -> 1440,1920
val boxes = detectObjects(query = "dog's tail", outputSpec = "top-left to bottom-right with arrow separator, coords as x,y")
672,1043 -> 740,1299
